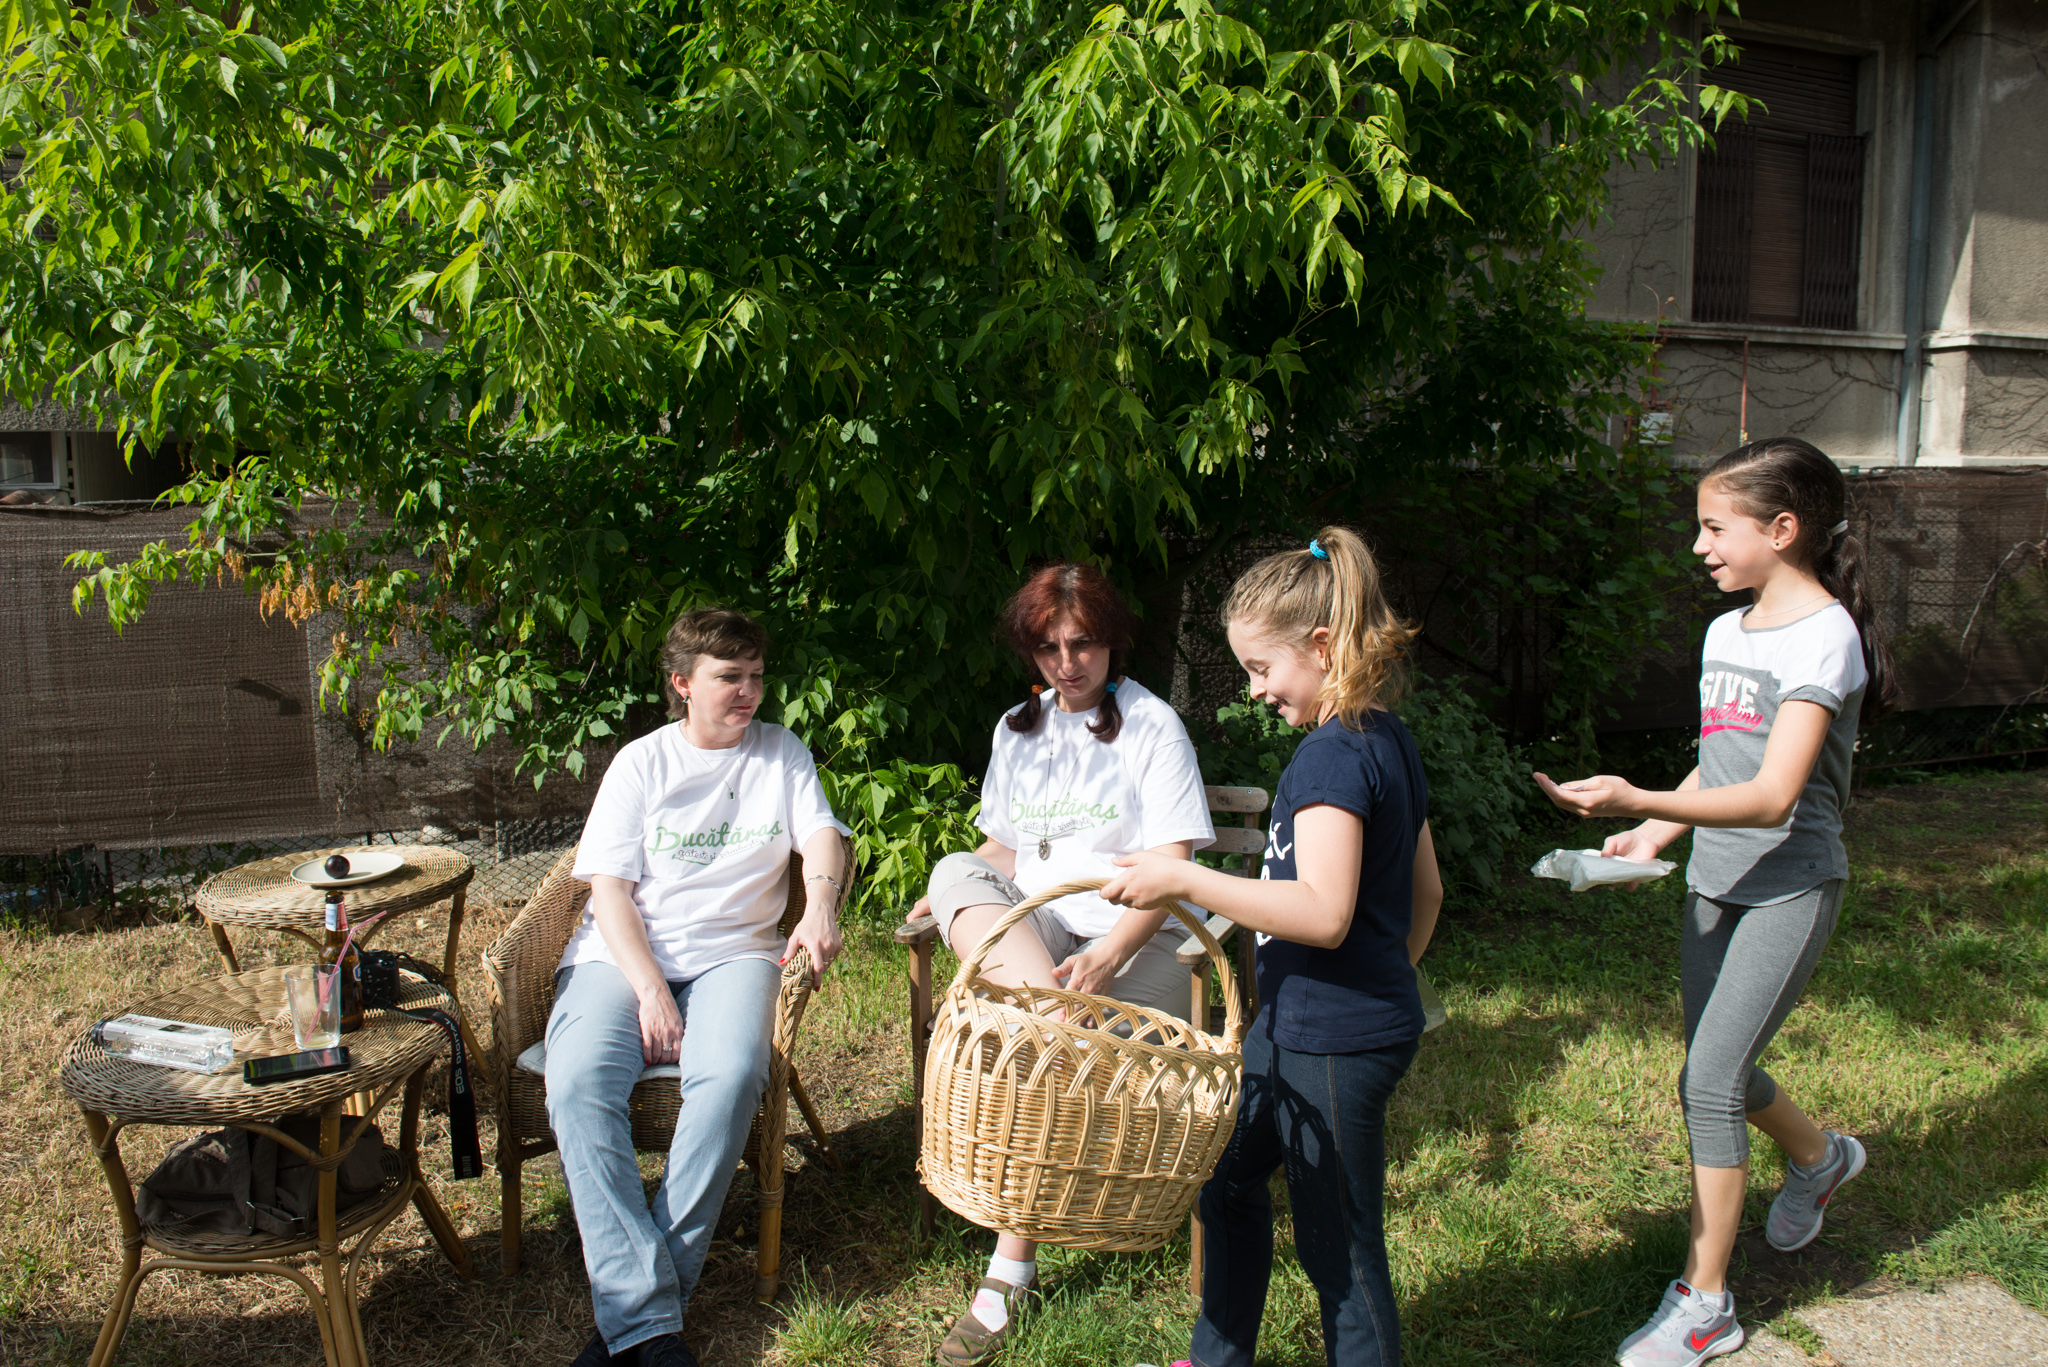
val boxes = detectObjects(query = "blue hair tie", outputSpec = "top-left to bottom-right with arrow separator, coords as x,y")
1104,679 -> 1120,695
1308,538 -> 1329,561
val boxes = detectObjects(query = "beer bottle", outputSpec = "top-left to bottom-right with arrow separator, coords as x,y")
321,890 -> 366,1034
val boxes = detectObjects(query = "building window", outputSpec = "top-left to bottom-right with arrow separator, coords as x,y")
1692,41 -> 1866,330
0,434 -> 57,488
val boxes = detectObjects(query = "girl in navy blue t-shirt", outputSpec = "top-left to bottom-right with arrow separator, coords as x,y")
1102,525 -> 1442,1367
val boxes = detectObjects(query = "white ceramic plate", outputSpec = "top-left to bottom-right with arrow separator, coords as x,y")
289,851 -> 406,889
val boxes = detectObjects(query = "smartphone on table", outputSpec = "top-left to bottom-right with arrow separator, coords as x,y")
243,1047 -> 351,1086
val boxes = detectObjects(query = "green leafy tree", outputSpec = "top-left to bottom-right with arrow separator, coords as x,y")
2,0 -> 1734,900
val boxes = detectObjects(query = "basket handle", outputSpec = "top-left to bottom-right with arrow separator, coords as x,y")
947,877 -> 1244,1050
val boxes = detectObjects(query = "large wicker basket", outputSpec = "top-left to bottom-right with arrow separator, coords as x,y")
919,878 -> 1245,1251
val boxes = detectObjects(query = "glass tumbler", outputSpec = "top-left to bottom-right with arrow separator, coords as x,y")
284,965 -> 343,1050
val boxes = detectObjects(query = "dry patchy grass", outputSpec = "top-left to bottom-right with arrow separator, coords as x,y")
0,768 -> 2042,1366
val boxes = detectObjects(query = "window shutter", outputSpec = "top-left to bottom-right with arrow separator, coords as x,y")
1801,133 -> 1867,330
1693,129 -> 1754,324
1691,42 -> 1864,330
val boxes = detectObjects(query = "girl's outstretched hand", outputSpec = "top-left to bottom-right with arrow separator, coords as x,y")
1533,772 -> 1642,819
1100,852 -> 1192,910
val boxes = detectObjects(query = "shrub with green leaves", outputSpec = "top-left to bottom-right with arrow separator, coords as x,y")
772,655 -> 980,919
1194,675 -> 1524,892
1402,676 -> 1526,890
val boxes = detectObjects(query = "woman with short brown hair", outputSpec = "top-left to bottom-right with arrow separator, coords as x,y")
548,607 -> 850,1367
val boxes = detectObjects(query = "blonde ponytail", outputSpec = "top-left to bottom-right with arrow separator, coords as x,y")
1221,526 -> 1417,727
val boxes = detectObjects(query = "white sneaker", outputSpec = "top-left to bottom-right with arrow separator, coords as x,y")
1768,1131 -> 1866,1252
1616,1279 -> 1745,1367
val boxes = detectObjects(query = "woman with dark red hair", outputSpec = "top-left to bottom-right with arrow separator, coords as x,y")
913,562 -> 1216,1366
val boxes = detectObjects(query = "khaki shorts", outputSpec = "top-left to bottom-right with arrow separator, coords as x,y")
924,852 -> 1192,1016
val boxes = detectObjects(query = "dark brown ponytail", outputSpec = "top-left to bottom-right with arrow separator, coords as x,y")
1702,438 -> 1897,717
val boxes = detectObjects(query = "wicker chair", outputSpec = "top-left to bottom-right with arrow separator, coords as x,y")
481,850 -> 840,1300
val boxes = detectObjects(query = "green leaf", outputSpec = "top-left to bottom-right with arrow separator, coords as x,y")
435,241 -> 483,318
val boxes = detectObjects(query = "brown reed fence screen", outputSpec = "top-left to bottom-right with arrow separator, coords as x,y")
0,501 -> 601,919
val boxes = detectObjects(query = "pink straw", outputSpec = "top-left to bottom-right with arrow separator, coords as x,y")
317,909 -> 391,1012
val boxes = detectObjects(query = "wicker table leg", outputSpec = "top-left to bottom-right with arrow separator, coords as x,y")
399,1068 -> 477,1279
79,1110 -> 143,1367
315,1107 -> 365,1367
205,918 -> 241,974
438,886 -> 491,1072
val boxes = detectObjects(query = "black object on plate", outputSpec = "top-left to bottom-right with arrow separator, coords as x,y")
324,854 -> 351,878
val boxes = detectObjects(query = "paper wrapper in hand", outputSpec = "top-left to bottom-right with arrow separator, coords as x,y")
1530,849 -> 1677,893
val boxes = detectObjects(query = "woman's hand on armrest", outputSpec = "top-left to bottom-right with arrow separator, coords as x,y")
787,828 -> 848,988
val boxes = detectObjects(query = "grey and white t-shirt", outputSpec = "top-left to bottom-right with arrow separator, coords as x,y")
1688,603 -> 1867,905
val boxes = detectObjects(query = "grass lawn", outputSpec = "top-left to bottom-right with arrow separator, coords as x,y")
0,768 -> 2042,1366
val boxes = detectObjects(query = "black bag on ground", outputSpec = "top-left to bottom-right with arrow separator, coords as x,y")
135,1116 -> 388,1238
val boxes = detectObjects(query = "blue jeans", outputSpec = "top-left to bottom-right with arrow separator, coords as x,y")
1190,1023 -> 1419,1367
545,956 -> 780,1355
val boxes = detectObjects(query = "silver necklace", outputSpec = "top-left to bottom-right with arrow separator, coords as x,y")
1746,591 -> 1835,623
1036,712 -> 1090,860
681,719 -> 748,801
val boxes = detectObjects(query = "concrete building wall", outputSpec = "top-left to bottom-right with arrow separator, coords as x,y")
1585,0 -> 2048,468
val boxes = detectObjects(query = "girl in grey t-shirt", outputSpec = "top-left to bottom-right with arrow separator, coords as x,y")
1534,438 -> 1893,1367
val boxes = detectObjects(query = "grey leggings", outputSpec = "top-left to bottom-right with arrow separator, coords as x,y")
1679,880 -> 1843,1168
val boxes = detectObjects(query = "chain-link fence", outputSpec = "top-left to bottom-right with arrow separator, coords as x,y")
4,467 -> 2044,924
1165,466 -> 2048,779
0,819 -> 589,926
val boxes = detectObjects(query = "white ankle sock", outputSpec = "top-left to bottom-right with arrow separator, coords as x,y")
970,1255 -> 1036,1332
987,1254 -> 1036,1290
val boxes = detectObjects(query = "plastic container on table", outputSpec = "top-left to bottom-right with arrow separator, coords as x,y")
92,1014 -> 236,1074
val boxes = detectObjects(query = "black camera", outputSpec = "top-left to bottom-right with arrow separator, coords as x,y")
359,949 -> 447,1009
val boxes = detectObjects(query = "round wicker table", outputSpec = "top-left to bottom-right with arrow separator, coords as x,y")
194,845 -> 484,1069
61,967 -> 477,1367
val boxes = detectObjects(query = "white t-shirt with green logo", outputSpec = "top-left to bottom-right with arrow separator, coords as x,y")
977,677 -> 1215,938
562,721 -> 851,982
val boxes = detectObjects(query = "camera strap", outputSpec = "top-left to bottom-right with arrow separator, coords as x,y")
391,1006 -> 482,1180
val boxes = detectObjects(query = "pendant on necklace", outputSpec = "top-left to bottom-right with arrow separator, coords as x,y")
1038,837 -> 1051,860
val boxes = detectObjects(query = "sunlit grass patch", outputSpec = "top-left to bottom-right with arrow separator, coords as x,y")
0,770 -> 2042,1365
773,1264 -> 873,1366
1882,1202 -> 2048,1312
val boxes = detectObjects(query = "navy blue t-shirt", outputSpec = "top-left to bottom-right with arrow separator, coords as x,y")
1255,711 -> 1428,1053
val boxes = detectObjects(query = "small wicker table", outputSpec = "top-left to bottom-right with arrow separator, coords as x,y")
195,845 -> 483,1066
62,968 -> 478,1367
